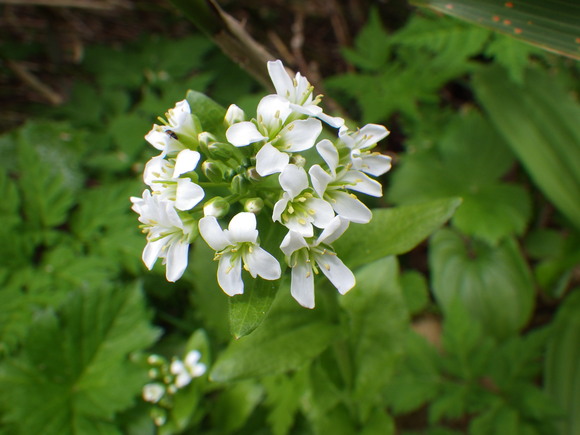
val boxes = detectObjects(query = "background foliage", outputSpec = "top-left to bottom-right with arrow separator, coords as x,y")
0,1 -> 578,434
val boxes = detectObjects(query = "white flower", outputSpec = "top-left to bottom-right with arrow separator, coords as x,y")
267,60 -> 345,128
144,149 -> 204,211
339,124 -> 392,176
145,100 -> 200,156
280,216 -> 355,308
272,164 -> 335,237
199,212 -> 281,296
309,140 -> 382,224
142,383 -> 165,403
130,190 -> 195,282
225,94 -> 322,176
170,350 -> 207,389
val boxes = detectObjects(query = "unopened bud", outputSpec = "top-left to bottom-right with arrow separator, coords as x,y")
290,154 -> 306,167
150,408 -> 167,426
208,142 -> 239,161
202,161 -> 226,183
198,131 -> 216,156
230,174 -> 247,195
203,197 -> 230,218
224,104 -> 245,126
246,167 -> 261,181
244,198 -> 264,214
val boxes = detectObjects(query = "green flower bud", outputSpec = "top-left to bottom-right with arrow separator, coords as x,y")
290,154 -> 306,167
244,197 -> 264,214
230,174 -> 247,195
150,407 -> 167,427
246,167 -> 261,182
208,142 -> 240,161
224,104 -> 245,126
203,197 -> 230,218
202,161 -> 228,183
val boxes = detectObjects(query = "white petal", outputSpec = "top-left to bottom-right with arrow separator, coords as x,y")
145,129 -> 171,153
228,212 -> 258,243
143,155 -> 167,186
217,253 -> 244,296
316,139 -> 339,174
173,149 -> 200,177
355,153 -> 392,177
280,164 -> 308,198
279,118 -> 322,152
165,240 -> 189,282
185,350 -> 201,367
175,179 -> 204,210
267,60 -> 294,98
272,195 -> 289,223
308,165 -> 332,199
317,216 -> 350,246
358,124 -> 390,149
226,121 -> 266,147
244,247 -> 281,280
330,191 -> 372,224
143,239 -> 164,270
315,252 -> 355,294
170,360 -> 186,376
285,216 -> 314,237
256,143 -> 290,176
280,231 -> 308,256
199,216 -> 230,251
257,95 -> 292,127
341,170 -> 383,197
305,197 -> 335,229
316,111 -> 345,128
291,260 -> 315,309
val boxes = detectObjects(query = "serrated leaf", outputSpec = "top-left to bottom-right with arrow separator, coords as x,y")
342,8 -> 391,71
211,292 -> 338,382
0,283 -> 160,435
430,229 -> 535,339
263,369 -> 308,435
334,198 -> 461,270
210,380 -> 263,434
484,33 -> 541,84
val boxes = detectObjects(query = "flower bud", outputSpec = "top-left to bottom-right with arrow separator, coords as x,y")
230,174 -> 247,195
244,197 -> 264,214
198,131 -> 216,156
203,197 -> 230,218
202,160 -> 229,183
290,154 -> 306,167
246,167 -> 261,181
142,383 -> 165,403
208,142 -> 240,161
150,408 -> 167,426
224,104 -> 245,126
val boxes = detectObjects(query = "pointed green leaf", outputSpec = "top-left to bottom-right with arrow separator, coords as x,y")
211,292 -> 338,382
474,66 -> 580,229
334,198 -> 461,270
185,90 -> 226,135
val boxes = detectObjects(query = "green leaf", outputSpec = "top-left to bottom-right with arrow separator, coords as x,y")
342,8 -> 391,71
0,283 -> 160,435
545,290 -> 580,435
484,33 -> 542,84
185,90 -> 226,136
339,257 -> 408,419
412,0 -> 580,60
263,369 -> 309,435
210,292 -> 338,382
473,65 -> 580,230
430,229 -> 535,339
400,270 -> 430,315
229,220 -> 286,338
210,380 -> 264,434
334,198 -> 461,270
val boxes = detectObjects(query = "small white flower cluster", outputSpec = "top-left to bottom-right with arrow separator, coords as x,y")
142,351 -> 207,426
132,60 -> 391,308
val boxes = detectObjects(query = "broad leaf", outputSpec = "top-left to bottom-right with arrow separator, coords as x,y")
186,90 -> 227,136
429,229 -> 535,339
334,198 -> 461,269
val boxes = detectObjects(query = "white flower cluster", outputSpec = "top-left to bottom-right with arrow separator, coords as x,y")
132,60 -> 391,308
142,351 -> 207,425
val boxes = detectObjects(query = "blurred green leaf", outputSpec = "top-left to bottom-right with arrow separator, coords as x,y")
0,283 -> 160,435
210,380 -> 263,434
413,0 -> 580,60
545,290 -> 580,435
400,270 -> 430,315
186,90 -> 226,136
335,198 -> 461,269
263,369 -> 308,435
430,229 -> 535,339
474,65 -> 580,230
